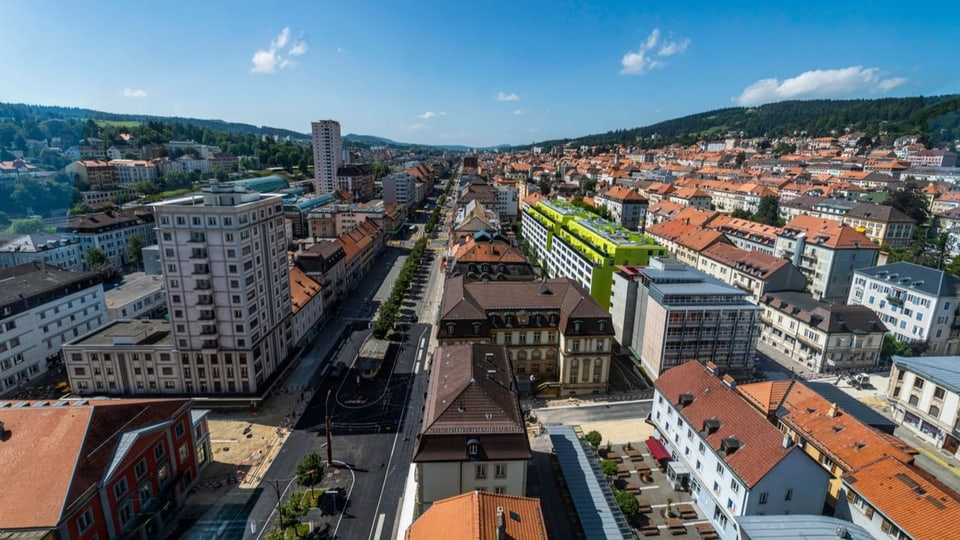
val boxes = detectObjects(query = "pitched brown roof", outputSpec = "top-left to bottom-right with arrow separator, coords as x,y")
289,266 -> 322,314
406,491 -> 547,540
414,344 -> 530,462
779,215 -> 878,250
655,362 -> 796,487
737,380 -> 796,414
700,243 -> 791,278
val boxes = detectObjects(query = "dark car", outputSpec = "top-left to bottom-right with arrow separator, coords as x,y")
330,361 -> 347,378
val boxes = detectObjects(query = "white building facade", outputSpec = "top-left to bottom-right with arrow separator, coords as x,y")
311,120 -> 342,194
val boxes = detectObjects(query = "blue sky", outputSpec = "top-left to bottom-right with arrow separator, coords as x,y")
3,1 -> 958,147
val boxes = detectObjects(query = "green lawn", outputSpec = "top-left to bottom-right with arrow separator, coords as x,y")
94,119 -> 141,128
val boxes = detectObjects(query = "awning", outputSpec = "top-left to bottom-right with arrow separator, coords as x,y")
646,436 -> 671,461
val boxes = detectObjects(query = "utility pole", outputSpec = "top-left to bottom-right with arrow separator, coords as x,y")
325,388 -> 333,465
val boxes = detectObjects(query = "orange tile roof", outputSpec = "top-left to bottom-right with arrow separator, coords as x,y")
700,243 -> 791,278
780,215 -> 878,250
289,266 -> 322,314
673,205 -> 720,227
675,228 -> 729,252
646,219 -> 700,242
843,456 -> 960,540
770,382 -> 912,471
406,490 -> 548,540
600,184 -> 646,201
737,380 -> 796,414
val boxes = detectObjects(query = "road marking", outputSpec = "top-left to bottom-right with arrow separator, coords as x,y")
413,361 -> 421,374
373,513 -> 385,540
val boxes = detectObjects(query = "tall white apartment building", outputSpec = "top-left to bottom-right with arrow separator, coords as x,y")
152,183 -> 292,394
312,120 -> 342,194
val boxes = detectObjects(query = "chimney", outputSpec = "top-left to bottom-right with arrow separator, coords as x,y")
705,361 -> 719,376
495,506 -> 506,540
826,403 -> 839,418
722,374 -> 737,390
782,434 -> 793,449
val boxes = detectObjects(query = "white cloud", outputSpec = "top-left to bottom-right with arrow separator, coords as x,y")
121,88 -> 147,98
289,41 -> 308,56
251,27 -> 307,74
620,28 -> 690,76
513,109 -> 524,115
418,111 -> 447,119
336,47 -> 345,53
733,66 -> 908,105
496,91 -> 520,102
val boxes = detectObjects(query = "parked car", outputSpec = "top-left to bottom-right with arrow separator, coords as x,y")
330,361 -> 347,378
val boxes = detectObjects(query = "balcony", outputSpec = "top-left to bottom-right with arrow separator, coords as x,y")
201,340 -> 219,350
198,312 -> 216,321
200,326 -> 218,335
886,295 -> 905,306
195,282 -> 212,290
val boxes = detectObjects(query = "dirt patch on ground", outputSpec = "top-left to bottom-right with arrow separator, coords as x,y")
188,389 -> 313,505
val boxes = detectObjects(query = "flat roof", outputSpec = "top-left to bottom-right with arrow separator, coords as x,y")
70,319 -> 172,347
548,425 -> 633,540
104,272 -> 164,309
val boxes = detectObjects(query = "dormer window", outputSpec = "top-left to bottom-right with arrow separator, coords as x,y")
446,323 -> 455,336
574,320 -> 583,332
472,322 -> 482,334
598,320 -> 606,332
467,438 -> 480,458
703,418 -> 721,435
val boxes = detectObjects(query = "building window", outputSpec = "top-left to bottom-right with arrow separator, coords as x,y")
467,439 -> 480,457
154,443 -> 166,460
914,378 -> 925,389
730,479 -> 740,493
495,463 -> 507,478
784,489 -> 793,501
476,464 -> 487,479
716,463 -> 724,476
176,421 -> 185,438
934,387 -> 946,400
930,405 -> 941,418
113,477 -> 129,499
135,459 -> 147,478
759,491 -> 768,504
77,509 -> 94,532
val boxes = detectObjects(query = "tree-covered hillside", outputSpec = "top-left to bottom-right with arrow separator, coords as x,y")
530,95 -> 960,149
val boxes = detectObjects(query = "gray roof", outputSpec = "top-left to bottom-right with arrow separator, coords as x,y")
736,515 -> 874,540
855,261 -> 960,297
892,355 -> 960,395
804,381 -> 897,434
846,202 -> 915,224
547,425 -> 633,540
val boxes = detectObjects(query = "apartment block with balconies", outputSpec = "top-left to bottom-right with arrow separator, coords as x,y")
848,262 -> 960,355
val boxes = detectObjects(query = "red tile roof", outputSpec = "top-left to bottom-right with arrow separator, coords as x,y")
406,491 -> 547,540
655,362 -> 796,487
843,456 -> 960,540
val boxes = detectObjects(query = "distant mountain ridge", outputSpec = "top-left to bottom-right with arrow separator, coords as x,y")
525,95 -> 960,150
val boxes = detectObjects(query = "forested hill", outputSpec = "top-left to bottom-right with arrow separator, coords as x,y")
0,102 -> 310,140
530,95 -> 960,149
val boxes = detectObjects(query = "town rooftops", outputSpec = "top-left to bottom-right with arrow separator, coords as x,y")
843,455 -> 960,540
405,491 -> 548,540
598,184 -> 646,202
734,515 -> 874,540
854,261 -> 960,297
845,202 -> 915,224
655,361 -> 796,487
289,266 -> 322,314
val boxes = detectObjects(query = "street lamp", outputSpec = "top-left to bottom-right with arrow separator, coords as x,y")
325,389 -> 333,465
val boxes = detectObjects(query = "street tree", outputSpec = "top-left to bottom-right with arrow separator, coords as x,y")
127,234 -> 144,269
86,247 -> 109,268
296,451 -> 326,491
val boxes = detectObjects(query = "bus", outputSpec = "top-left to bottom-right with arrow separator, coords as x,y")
357,336 -> 390,379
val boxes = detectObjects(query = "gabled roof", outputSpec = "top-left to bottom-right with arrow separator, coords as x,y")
737,380 -> 796,414
854,261 -> 960,298
700,243 -> 792,279
773,382 -> 912,471
843,456 -> 960,539
406,490 -> 548,540
845,202 -> 915,224
675,228 -> 729,252
0,398 -> 191,529
654,362 -> 796,487
414,344 -> 530,462
778,215 -> 877,250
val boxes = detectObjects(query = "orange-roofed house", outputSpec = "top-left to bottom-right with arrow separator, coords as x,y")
405,490 -> 547,540
839,455 -> 960,540
289,265 -> 324,347
651,362 -> 830,539
450,231 -> 537,282
739,379 -> 915,513
774,215 -> 879,301
0,398 -> 209,539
